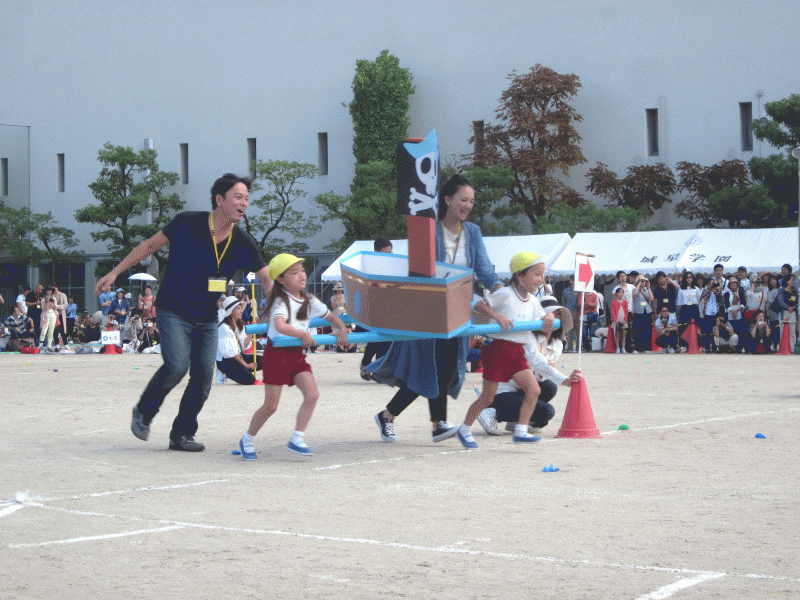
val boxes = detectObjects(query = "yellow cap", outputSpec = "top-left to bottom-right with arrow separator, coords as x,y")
268,253 -> 304,280
509,251 -> 543,274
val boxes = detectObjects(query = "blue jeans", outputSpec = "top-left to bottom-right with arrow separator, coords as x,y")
137,309 -> 217,440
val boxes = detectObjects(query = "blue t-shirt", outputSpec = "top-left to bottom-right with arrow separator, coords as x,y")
156,211 -> 266,323
98,291 -> 115,315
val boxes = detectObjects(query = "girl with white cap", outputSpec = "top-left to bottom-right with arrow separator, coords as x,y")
239,253 -> 347,459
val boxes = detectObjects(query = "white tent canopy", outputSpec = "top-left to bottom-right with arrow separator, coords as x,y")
548,227 -> 800,277
321,233 -> 572,281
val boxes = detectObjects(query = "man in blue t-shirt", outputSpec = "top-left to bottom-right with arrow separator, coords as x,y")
95,173 -> 271,452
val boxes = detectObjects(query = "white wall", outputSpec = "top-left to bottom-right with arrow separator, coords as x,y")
2,0 -> 798,253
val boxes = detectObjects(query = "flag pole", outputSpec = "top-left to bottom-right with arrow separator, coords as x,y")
578,292 -> 584,372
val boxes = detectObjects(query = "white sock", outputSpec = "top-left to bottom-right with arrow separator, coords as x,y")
514,423 -> 530,437
459,423 -> 472,437
242,432 -> 254,443
290,430 -> 305,445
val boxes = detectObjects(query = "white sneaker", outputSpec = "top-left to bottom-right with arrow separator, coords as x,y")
477,408 -> 504,435
668,348 -> 676,354
616,348 -> 621,354
621,348 -> 627,354
632,350 -> 639,354
215,369 -> 227,384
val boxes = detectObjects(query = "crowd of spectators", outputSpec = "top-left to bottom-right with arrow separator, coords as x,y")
560,264 -> 799,355
0,283 -> 159,352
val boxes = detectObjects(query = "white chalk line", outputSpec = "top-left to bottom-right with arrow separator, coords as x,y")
8,526 -> 184,548
6,501 -> 799,587
634,571 -> 728,599
0,504 -> 25,517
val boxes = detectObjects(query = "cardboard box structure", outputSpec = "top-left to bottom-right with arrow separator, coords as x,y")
340,251 -> 474,339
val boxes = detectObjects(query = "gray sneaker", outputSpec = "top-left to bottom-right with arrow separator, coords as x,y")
131,407 -> 150,441
168,435 -> 205,452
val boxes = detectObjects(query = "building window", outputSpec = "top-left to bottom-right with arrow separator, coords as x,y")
180,143 -> 189,184
247,138 -> 257,179
1,158 -> 8,196
57,153 -> 65,192
317,132 -> 328,176
646,109 -> 659,157
740,102 -> 753,152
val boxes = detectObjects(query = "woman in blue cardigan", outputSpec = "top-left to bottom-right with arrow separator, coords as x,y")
372,174 -> 503,443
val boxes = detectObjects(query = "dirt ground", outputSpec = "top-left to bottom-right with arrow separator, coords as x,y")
1,349 -> 798,600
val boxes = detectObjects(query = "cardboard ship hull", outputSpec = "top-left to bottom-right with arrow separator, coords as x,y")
339,251 -> 474,339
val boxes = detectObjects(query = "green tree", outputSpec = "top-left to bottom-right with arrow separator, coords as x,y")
316,50 -> 415,251
586,162 -> 676,215
76,143 -> 183,271
707,185 -> 778,228
530,203 -> 655,237
470,65 -> 587,226
748,94 -> 800,224
440,163 -> 522,235
242,160 -> 321,258
0,206 -> 86,266
674,159 -> 752,227
348,49 -> 415,166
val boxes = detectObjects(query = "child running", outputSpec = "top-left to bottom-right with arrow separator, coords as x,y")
239,253 -> 348,459
456,251 -> 555,449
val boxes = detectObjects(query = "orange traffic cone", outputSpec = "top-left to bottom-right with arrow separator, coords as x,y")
603,327 -> 616,353
651,323 -> 660,351
557,379 -> 601,439
775,318 -> 792,355
681,320 -> 700,354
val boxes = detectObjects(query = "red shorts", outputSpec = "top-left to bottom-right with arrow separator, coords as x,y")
481,339 -> 530,383
261,343 -> 312,386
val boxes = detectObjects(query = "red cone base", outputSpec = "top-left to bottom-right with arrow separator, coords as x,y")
557,379 -> 601,439
651,324 -> 660,352
681,320 -> 700,354
103,344 -> 122,354
603,328 -> 616,353
776,319 -> 792,355
253,380 -> 264,386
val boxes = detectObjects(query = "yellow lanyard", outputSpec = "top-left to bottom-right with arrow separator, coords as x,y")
209,213 -> 233,275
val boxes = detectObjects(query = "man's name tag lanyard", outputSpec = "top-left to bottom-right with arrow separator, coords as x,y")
209,212 -> 232,293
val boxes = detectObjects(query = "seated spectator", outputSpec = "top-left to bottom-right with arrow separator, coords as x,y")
79,313 -> 103,343
4,306 -> 36,348
137,317 -> 160,352
746,310 -> 771,354
122,310 -> 144,343
215,296 -> 262,385
106,313 -> 119,330
654,306 -> 678,353
71,312 -> 88,342
711,315 -> 738,353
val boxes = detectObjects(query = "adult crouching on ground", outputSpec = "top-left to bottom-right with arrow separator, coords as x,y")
216,295 -> 262,385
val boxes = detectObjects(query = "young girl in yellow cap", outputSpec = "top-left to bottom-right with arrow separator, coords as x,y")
239,253 -> 348,459
456,251 -> 555,449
